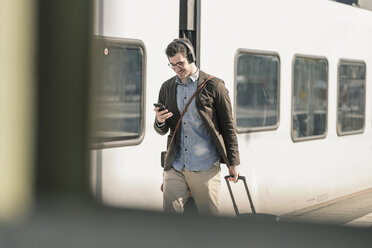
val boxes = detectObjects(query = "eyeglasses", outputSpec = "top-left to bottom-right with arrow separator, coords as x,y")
168,61 -> 185,68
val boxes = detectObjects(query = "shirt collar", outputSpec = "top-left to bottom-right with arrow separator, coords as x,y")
176,68 -> 199,84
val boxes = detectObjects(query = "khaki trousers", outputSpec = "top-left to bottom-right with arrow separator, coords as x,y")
163,165 -> 221,215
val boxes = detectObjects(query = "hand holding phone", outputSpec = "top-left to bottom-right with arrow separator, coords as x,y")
153,103 -> 166,111
153,103 -> 173,123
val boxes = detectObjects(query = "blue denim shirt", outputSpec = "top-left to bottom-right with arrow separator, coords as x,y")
173,69 -> 220,172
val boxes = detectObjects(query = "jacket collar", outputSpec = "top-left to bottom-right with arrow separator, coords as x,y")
197,70 -> 211,87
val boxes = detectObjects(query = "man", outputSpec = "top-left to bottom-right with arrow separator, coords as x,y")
154,38 -> 240,215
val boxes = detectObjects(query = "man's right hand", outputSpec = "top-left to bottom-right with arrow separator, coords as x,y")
228,165 -> 239,183
154,107 -> 173,124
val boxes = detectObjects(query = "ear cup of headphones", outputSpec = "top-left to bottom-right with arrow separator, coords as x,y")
187,53 -> 195,63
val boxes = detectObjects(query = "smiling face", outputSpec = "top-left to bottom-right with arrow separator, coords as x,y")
168,53 -> 196,82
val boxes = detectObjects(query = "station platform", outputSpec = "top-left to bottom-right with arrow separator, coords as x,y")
2,195 -> 372,248
282,187 -> 372,227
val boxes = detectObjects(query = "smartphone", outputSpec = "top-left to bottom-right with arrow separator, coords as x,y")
153,103 -> 166,111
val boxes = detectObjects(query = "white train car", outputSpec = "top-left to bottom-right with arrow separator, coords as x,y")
91,0 -> 372,218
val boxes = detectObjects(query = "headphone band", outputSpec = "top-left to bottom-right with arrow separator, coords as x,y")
174,39 -> 196,63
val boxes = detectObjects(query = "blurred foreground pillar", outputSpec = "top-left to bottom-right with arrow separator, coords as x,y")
0,0 -> 35,222
36,0 -> 92,198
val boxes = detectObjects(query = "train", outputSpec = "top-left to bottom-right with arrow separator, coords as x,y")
89,0 -> 372,218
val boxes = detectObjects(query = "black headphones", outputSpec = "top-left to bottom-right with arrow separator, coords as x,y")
174,39 -> 196,63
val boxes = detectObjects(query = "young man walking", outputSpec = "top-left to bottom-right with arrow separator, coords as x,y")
154,38 -> 240,215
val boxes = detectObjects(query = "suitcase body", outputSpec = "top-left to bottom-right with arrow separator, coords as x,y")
224,175 -> 279,221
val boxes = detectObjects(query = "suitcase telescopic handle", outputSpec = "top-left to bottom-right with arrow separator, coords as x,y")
224,175 -> 256,216
224,175 -> 246,181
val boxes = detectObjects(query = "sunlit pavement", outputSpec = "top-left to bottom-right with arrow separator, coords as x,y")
282,188 -> 372,227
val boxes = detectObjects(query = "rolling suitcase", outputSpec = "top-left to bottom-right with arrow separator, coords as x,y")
224,175 -> 279,221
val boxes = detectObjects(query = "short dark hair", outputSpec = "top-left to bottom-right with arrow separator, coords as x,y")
165,38 -> 194,60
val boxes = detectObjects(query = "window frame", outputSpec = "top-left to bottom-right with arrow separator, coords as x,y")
291,54 -> 329,142
336,59 -> 366,136
91,36 -> 147,149
233,48 -> 281,133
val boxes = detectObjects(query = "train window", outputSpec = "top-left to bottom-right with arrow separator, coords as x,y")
91,37 -> 146,148
292,55 -> 328,141
337,60 -> 366,136
234,50 -> 280,132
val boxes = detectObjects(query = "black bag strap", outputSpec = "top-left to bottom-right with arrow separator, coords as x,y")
167,75 -> 214,150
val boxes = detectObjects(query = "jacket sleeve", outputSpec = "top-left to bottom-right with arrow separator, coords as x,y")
154,84 -> 169,135
215,81 -> 240,166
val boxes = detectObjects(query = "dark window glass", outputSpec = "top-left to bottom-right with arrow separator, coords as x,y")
91,38 -> 145,148
292,56 -> 328,141
337,60 -> 366,135
235,51 -> 280,132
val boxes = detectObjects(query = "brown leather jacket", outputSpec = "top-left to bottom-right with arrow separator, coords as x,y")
154,70 -> 240,171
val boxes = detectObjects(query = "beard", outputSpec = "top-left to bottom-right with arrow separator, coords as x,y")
177,69 -> 187,79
